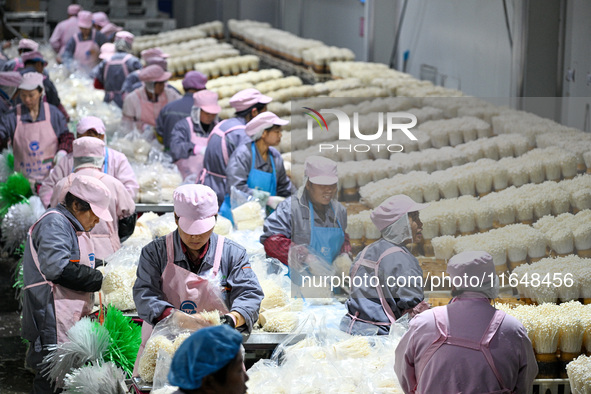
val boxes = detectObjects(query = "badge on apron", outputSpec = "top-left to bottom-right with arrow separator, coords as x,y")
180,300 -> 198,314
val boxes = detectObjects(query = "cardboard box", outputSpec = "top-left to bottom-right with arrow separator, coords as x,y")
5,0 -> 41,12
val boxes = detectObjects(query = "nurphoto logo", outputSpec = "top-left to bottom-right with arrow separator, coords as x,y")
303,107 -> 418,153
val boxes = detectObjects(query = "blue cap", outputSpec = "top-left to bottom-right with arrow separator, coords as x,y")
168,325 -> 242,390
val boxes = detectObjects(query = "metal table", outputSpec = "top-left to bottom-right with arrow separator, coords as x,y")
135,203 -> 174,213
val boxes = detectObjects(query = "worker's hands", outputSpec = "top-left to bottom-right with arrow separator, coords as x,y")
252,189 -> 270,208
53,149 -> 67,166
266,196 -> 285,210
220,314 -> 236,328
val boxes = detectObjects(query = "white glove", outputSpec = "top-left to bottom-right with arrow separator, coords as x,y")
266,196 -> 285,210
53,149 -> 67,166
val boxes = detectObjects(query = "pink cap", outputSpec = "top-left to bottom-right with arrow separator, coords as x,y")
115,31 -> 134,45
183,71 -> 207,91
140,47 -> 169,60
447,251 -> 495,289
229,88 -> 272,112
78,10 -> 93,29
73,136 -> 105,158
69,175 -> 113,222
139,64 -> 172,82
67,4 -> 82,16
18,72 -> 44,91
304,156 -> 338,186
193,90 -> 221,114
18,39 -> 39,51
245,111 -> 288,140
145,56 -> 167,70
92,12 -> 109,27
173,185 -> 218,235
0,71 -> 23,87
77,116 -> 106,135
98,43 -> 115,60
21,51 -> 47,65
370,195 -> 429,231
101,23 -> 123,37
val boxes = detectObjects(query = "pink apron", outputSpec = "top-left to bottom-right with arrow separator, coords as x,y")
73,30 -> 99,69
346,246 -> 407,333
413,307 -> 513,394
198,124 -> 243,183
132,233 -> 229,376
175,117 -> 208,181
103,54 -> 132,102
89,173 -> 120,259
24,211 -> 95,344
13,102 -> 58,182
137,88 -> 170,127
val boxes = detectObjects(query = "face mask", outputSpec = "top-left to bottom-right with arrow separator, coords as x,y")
144,81 -> 155,93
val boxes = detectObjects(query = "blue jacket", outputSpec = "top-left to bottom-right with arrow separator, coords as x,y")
225,142 -> 295,197
169,117 -> 217,162
200,117 -> 251,206
22,205 -> 85,343
156,93 -> 195,149
133,231 -> 263,332
340,238 -> 425,335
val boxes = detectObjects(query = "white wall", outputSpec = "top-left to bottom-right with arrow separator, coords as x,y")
561,0 -> 591,131
394,0 -> 514,97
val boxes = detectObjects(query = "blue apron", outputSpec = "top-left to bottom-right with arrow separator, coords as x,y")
219,143 -> 277,222
308,201 -> 345,264
71,147 -> 109,174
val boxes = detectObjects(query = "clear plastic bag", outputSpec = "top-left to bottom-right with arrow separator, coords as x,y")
138,311 -> 218,383
230,186 -> 264,231
101,245 -> 143,311
151,349 -> 173,392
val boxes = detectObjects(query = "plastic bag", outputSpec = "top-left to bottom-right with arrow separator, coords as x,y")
145,213 -> 177,238
138,311 -> 218,383
288,244 -> 336,300
230,186 -> 264,231
101,245 -> 143,311
151,349 -> 173,392
225,228 -> 265,257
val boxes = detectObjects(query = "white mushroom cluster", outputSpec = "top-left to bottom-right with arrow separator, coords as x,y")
567,355 -> 591,394
228,19 -> 354,68
359,149 -> 582,209
511,256 -> 591,302
133,21 -> 223,53
533,211 -> 591,256
193,55 -> 260,79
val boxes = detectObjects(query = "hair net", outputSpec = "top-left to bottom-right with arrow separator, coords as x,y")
381,212 -> 412,245
168,325 -> 242,390
114,39 -> 131,53
74,156 -> 105,170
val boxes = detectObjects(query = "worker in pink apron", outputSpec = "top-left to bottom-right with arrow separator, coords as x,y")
0,71 -> 22,115
0,72 -> 72,185
39,116 -> 139,206
21,174 -> 112,393
101,22 -> 123,42
261,156 -> 351,266
170,89 -> 221,182
1,38 -> 38,72
50,137 -> 137,260
224,111 -> 295,220
49,4 -> 81,57
93,31 -> 141,108
168,325 -> 248,394
122,64 -> 181,133
121,48 -> 170,96
340,194 -> 430,335
199,88 -> 272,208
157,70 -> 208,149
132,184 -> 263,376
62,10 -> 108,73
394,251 -> 538,394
